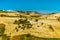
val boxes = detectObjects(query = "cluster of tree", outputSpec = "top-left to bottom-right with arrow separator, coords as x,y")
11,34 -> 60,40
31,15 -> 40,18
0,23 -> 10,40
0,10 -> 9,13
2,34 -> 10,40
0,23 -> 5,36
11,34 -> 41,40
17,11 -> 26,13
13,19 -> 32,31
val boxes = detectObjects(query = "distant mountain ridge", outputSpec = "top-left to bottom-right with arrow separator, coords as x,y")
0,10 -> 57,14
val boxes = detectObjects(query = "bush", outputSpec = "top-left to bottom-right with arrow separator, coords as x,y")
0,14 -> 7,17
13,19 -> 32,30
0,23 -> 5,36
57,17 -> 60,21
2,34 -> 10,40
51,13 -> 55,14
49,25 -> 54,31
17,11 -> 25,13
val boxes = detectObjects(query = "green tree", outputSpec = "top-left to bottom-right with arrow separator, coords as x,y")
0,23 -> 5,36
2,34 -> 10,40
51,12 -> 55,14
13,19 -> 32,30
57,17 -> 60,21
49,25 -> 54,31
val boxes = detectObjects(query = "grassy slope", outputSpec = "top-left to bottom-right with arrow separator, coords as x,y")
0,12 -> 60,40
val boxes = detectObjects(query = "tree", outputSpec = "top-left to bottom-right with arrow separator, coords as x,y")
13,19 -> 32,30
2,34 -> 10,40
0,23 -> 5,36
51,12 -> 55,14
57,17 -> 60,21
49,25 -> 54,31
17,11 -> 25,13
26,11 -> 32,15
0,14 -> 7,17
11,34 -> 43,40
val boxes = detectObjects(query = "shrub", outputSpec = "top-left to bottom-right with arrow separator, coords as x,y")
13,19 -> 32,30
49,25 -> 54,31
0,23 -> 5,36
0,14 -> 7,17
51,13 -> 55,14
57,17 -> 60,21
2,34 -> 10,40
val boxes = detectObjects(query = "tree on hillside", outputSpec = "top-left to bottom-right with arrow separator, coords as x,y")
51,12 -> 55,14
57,17 -> 60,21
0,23 -> 5,36
13,19 -> 32,30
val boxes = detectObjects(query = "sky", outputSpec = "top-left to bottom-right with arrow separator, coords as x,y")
0,0 -> 60,13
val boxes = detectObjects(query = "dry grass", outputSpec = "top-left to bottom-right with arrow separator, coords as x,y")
0,12 -> 60,40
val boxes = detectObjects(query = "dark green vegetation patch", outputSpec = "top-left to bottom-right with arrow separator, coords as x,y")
11,34 -> 60,40
13,19 -> 32,30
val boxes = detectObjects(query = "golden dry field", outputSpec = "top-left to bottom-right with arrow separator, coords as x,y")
0,11 -> 60,40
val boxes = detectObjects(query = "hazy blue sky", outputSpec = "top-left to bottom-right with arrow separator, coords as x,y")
0,0 -> 60,13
